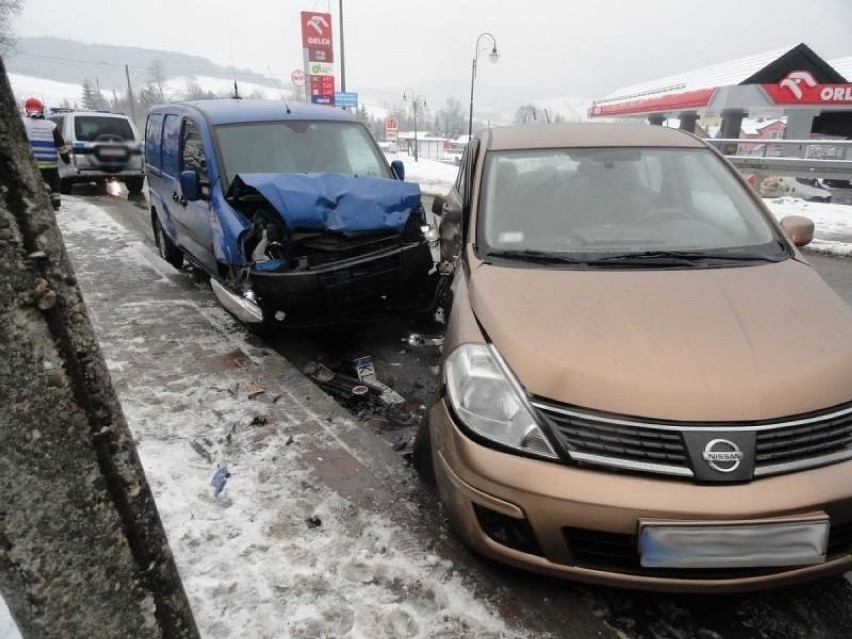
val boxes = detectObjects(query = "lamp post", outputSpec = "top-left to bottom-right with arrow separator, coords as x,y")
468,32 -> 499,141
403,88 -> 426,162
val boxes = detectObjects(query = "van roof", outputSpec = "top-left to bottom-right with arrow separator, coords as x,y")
487,123 -> 706,150
167,98 -> 357,126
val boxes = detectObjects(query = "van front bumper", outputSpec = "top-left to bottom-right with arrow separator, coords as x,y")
429,398 -> 852,592
249,240 -> 436,326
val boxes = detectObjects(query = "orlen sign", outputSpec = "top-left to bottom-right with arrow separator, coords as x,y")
301,11 -> 334,62
763,70 -> 852,105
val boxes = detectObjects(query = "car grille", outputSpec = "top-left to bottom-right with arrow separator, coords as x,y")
533,398 -> 852,479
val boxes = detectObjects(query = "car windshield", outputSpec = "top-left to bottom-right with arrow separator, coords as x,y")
478,147 -> 788,263
215,121 -> 391,186
74,116 -> 135,142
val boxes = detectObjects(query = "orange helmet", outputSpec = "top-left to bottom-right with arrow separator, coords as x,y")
24,96 -> 44,115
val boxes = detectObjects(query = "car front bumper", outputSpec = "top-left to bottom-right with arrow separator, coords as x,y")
429,398 -> 852,592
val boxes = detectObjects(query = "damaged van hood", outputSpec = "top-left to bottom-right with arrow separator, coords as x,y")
469,259 -> 852,422
229,173 -> 421,232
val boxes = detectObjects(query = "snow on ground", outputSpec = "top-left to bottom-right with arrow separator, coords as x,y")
0,197 -> 523,639
7,72 -> 84,109
764,196 -> 852,256
388,153 -> 457,197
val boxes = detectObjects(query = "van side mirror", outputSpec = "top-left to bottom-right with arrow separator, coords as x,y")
180,170 -> 201,201
432,194 -> 446,216
780,215 -> 814,248
390,159 -> 405,181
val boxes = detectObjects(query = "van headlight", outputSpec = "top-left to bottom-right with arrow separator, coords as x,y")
445,343 -> 558,459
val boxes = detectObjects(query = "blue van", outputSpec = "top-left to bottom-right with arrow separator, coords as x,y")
144,99 -> 436,326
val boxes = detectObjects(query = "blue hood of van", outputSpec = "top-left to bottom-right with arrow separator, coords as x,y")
230,173 -> 421,232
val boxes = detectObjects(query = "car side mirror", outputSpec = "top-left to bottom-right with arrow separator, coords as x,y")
432,194 -> 446,216
780,215 -> 814,248
390,159 -> 405,181
180,170 -> 201,201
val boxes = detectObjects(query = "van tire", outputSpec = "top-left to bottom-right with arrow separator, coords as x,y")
152,214 -> 184,269
125,176 -> 144,195
59,179 -> 72,195
411,417 -> 436,485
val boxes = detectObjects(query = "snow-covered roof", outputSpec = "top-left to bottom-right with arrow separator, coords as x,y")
602,45 -> 795,102
829,56 -> 852,81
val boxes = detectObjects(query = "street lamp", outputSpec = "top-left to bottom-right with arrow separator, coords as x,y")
403,88 -> 427,162
468,32 -> 500,141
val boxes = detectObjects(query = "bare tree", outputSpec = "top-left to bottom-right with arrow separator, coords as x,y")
147,60 -> 167,102
0,0 -> 22,55
0,58 -> 199,639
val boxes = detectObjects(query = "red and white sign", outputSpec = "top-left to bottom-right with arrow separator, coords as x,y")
763,70 -> 852,105
291,69 -> 306,87
301,11 -> 334,63
385,118 -> 398,142
309,75 -> 335,96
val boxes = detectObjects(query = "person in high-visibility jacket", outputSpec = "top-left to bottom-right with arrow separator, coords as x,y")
21,96 -> 70,211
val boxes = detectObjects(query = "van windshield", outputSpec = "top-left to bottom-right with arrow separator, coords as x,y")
479,147 -> 789,264
215,121 -> 391,186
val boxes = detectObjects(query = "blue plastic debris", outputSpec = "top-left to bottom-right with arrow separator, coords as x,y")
211,466 -> 232,498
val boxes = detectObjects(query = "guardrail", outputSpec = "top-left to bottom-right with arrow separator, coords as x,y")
704,139 -> 852,180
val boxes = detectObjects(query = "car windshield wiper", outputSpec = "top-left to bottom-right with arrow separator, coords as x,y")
484,249 -> 585,264
594,250 -> 784,264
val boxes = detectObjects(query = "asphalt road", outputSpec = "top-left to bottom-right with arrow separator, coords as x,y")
90,186 -> 852,639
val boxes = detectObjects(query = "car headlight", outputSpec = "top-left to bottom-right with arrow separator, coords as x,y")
445,343 -> 557,459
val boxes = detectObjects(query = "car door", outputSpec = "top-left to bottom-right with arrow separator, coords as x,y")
159,112 -> 185,246
439,138 -> 479,264
177,117 -> 216,272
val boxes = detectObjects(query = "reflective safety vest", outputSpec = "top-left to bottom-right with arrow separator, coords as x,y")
22,116 -> 67,169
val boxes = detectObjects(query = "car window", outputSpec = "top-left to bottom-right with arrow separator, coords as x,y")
48,115 -> 66,134
479,147 -> 782,258
145,113 -> 163,170
161,114 -> 181,177
214,121 -> 391,187
74,116 -> 135,142
182,119 -> 210,198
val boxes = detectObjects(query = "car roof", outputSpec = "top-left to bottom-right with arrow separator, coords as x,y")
172,98 -> 357,125
486,123 -> 706,150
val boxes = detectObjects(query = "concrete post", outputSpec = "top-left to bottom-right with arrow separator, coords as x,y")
679,112 -> 698,133
648,114 -> 664,126
0,60 -> 199,638
719,110 -> 746,154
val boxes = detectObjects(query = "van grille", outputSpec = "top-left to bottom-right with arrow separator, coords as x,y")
533,398 -> 852,479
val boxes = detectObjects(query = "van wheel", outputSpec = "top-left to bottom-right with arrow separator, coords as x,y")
152,215 -> 184,269
125,176 -> 144,195
59,179 -> 72,195
411,417 -> 436,485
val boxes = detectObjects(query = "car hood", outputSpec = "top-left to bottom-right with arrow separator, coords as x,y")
229,173 -> 421,232
468,259 -> 852,421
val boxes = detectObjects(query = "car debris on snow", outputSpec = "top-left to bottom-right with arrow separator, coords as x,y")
211,465 -> 232,498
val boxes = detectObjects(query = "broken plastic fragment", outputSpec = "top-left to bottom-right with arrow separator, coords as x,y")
402,333 -> 445,355
247,388 -> 266,400
211,466 -> 232,498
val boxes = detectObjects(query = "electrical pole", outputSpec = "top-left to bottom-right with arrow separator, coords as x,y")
124,64 -> 137,124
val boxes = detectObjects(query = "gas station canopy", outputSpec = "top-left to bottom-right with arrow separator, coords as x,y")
589,43 -> 852,137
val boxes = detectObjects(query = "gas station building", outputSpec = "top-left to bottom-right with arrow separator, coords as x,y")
589,43 -> 852,141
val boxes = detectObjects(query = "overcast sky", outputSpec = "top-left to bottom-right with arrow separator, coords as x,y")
13,0 -> 852,106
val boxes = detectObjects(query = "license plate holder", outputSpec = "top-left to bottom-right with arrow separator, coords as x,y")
638,516 -> 829,569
